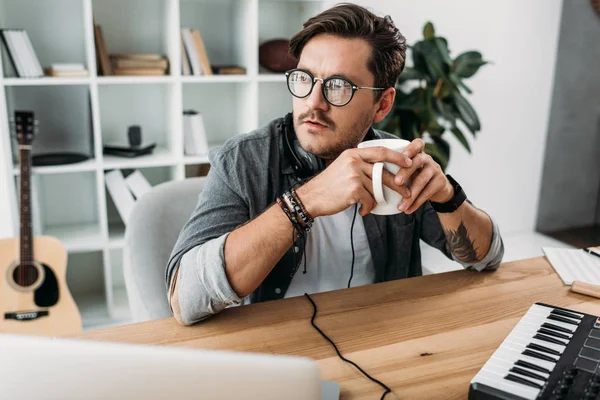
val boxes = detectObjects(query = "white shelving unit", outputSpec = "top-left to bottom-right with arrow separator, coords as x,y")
0,0 -> 326,330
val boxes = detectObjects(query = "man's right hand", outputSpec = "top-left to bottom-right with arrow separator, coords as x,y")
295,146 -> 413,217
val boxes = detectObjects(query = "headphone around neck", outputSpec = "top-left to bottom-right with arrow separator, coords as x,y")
282,112 -> 326,180
281,112 -> 377,181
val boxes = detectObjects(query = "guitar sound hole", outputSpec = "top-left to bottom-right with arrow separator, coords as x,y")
12,264 -> 39,287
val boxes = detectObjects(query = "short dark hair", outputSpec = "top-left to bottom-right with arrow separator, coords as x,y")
290,3 -> 407,97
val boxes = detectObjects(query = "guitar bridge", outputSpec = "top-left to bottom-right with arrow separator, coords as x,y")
4,310 -> 49,321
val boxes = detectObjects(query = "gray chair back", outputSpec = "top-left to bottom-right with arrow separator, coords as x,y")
123,177 -> 205,322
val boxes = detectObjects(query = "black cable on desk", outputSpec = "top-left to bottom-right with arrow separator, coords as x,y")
304,292 -> 392,400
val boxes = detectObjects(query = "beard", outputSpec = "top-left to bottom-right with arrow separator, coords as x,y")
293,109 -> 373,160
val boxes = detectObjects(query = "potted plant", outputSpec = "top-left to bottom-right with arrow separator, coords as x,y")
377,22 -> 489,170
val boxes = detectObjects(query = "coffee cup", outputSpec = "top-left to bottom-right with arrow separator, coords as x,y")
357,138 -> 411,215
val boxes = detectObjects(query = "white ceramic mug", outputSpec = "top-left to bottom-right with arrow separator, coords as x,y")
357,138 -> 411,215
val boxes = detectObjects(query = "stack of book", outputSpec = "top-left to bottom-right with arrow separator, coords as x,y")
110,54 -> 169,76
0,29 -> 44,78
44,63 -> 88,77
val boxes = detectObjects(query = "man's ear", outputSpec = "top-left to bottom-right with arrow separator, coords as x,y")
373,87 -> 396,124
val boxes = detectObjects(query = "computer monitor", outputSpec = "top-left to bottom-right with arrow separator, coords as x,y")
0,333 -> 325,400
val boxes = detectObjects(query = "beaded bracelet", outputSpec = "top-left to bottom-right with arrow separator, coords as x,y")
284,191 -> 312,233
276,197 -> 304,238
290,188 -> 314,227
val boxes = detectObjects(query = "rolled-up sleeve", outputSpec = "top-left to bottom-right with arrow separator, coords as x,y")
176,233 -> 242,325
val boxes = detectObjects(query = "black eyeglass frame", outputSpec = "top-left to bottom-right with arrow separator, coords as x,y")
284,68 -> 386,107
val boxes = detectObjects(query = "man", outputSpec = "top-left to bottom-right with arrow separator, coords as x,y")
166,4 -> 504,325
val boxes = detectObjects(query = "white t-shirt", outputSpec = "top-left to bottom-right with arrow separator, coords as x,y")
285,205 -> 375,298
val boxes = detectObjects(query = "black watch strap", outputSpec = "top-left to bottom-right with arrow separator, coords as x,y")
430,174 -> 467,213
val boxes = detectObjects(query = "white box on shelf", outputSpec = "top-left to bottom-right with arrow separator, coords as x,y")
104,170 -> 135,225
183,110 -> 209,156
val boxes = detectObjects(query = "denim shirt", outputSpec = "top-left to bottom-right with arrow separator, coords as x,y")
166,116 -> 503,321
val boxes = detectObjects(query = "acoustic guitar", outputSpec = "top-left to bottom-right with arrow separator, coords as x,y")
0,110 -> 82,335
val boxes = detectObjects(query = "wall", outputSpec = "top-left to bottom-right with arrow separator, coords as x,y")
329,0 -> 564,235
536,0 -> 600,233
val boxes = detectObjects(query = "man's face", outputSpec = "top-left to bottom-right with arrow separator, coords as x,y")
292,34 -> 384,161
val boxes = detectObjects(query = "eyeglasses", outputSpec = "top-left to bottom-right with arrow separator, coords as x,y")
285,68 -> 386,107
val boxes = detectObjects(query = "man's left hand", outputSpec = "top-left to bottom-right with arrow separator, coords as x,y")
394,138 -> 454,214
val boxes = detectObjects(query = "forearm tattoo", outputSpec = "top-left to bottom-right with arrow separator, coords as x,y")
444,221 -> 479,263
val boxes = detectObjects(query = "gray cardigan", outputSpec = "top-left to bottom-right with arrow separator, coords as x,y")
166,116 -> 503,321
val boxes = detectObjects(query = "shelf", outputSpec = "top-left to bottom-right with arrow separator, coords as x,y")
257,74 -> 286,82
96,76 -> 175,85
3,77 -> 91,86
181,75 -> 250,84
13,157 -> 98,175
77,292 -> 112,331
44,223 -> 104,253
102,147 -> 177,170
183,142 -> 225,164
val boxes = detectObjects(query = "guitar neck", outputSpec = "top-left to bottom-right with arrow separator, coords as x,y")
19,145 -> 33,265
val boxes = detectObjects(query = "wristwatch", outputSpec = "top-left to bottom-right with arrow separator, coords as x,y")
430,174 -> 467,213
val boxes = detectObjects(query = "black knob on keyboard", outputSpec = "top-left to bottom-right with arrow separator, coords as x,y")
564,375 -> 574,384
585,392 -> 597,400
592,375 -> 600,384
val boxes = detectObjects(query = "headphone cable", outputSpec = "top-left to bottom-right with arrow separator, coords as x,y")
347,203 -> 358,288
304,293 -> 392,399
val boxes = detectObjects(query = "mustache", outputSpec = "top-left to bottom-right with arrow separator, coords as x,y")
297,111 -> 335,128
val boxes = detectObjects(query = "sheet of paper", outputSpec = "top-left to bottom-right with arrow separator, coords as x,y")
543,247 -> 600,285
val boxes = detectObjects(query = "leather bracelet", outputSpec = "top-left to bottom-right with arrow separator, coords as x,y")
276,197 -> 304,238
285,191 -> 312,232
291,188 -> 314,227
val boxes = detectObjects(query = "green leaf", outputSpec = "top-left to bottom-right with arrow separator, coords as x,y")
449,73 -> 472,94
423,22 -> 435,40
451,126 -> 471,153
412,40 -> 447,82
434,37 -> 452,67
395,88 -> 426,112
398,67 -> 426,82
454,51 -> 488,79
452,91 -> 481,134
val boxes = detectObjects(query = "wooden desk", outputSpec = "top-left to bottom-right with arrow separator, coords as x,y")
75,257 -> 600,399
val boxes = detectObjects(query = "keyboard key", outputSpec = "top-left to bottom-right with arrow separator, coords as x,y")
527,343 -> 561,356
515,359 -> 551,375
551,309 -> 584,320
505,373 -> 543,389
542,322 -> 574,335
575,357 -> 599,373
580,347 -> 600,362
538,327 -> 571,340
585,338 -> 600,351
523,349 -> 558,363
534,333 -> 568,346
548,314 -> 580,326
510,366 -> 548,382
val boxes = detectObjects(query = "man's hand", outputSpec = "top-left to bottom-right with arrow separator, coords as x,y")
393,138 -> 455,214
296,146 -> 412,217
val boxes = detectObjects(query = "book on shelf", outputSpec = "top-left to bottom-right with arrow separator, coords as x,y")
180,28 -> 212,76
105,169 -> 153,225
44,63 -> 88,77
110,54 -> 169,76
183,110 -> 209,155
211,65 -> 246,75
105,170 -> 134,225
113,68 -> 167,76
180,35 -> 191,76
0,29 -> 44,78
94,24 -> 112,76
124,170 -> 152,200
